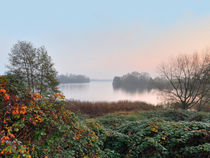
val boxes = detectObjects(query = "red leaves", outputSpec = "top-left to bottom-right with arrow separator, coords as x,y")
4,94 -> 10,101
9,133 -> 15,139
1,136 -> 9,144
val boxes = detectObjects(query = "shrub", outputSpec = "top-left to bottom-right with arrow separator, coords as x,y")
0,75 -> 102,158
104,119 -> 210,158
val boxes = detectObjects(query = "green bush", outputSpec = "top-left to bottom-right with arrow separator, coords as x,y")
103,119 -> 210,158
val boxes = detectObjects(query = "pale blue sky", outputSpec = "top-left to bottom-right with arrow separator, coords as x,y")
1,0 -> 210,78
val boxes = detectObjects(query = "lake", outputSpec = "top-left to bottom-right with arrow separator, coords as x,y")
59,81 -> 162,105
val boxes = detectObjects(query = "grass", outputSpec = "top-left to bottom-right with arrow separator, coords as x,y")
95,109 -> 210,129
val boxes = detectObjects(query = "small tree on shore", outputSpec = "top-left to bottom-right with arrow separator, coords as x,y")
36,46 -> 59,95
8,41 -> 59,95
159,52 -> 210,110
8,41 -> 37,91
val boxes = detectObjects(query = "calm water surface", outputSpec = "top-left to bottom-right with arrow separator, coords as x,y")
59,81 -> 162,105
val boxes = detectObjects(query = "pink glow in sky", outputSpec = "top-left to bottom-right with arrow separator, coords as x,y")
0,1 -> 210,78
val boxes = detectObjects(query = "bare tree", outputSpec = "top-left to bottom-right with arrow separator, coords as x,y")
159,52 -> 210,110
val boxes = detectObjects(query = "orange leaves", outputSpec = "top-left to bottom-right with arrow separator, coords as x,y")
52,114 -> 58,119
12,105 -> 27,115
3,118 -> 10,124
31,93 -> 42,101
0,88 -> 6,94
199,129 -> 207,132
0,149 -> 4,155
0,88 -> 10,101
75,136 -> 80,140
12,106 -> 19,115
34,114 -> 43,122
54,93 -> 65,99
33,93 -> 41,98
20,105 -> 27,115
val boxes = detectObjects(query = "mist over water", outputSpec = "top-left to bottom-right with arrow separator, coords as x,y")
59,81 -> 162,105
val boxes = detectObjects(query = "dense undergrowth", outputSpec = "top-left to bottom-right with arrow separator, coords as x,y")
1,75 -> 210,158
95,110 -> 210,158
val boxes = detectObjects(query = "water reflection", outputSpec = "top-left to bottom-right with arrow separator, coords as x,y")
59,81 -> 161,105
113,85 -> 153,94
59,83 -> 89,91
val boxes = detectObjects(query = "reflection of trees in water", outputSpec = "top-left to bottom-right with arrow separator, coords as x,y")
112,72 -> 170,94
113,83 -> 153,94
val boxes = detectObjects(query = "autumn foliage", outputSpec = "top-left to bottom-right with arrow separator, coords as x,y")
0,75 -> 103,158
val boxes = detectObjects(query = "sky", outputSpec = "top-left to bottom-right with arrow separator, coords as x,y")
0,0 -> 210,79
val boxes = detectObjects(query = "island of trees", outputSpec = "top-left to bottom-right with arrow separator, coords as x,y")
112,72 -> 169,93
57,74 -> 90,83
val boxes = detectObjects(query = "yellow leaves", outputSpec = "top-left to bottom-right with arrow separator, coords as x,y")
17,155 -> 21,158
161,135 -> 167,140
150,122 -> 160,133
151,127 -> 158,133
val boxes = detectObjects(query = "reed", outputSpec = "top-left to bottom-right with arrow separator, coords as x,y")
66,100 -> 157,117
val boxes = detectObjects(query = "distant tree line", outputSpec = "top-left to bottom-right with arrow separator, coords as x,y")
57,74 -> 90,83
112,72 -> 169,93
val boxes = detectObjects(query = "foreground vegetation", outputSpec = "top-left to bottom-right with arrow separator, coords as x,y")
1,75 -> 210,158
95,110 -> 210,157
